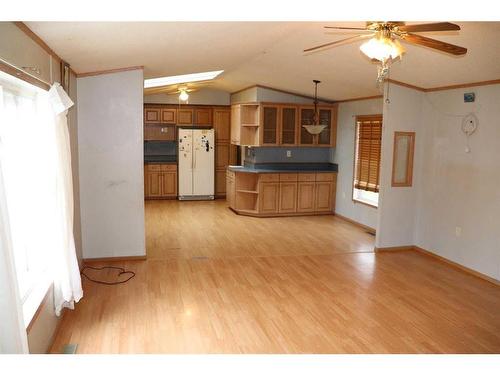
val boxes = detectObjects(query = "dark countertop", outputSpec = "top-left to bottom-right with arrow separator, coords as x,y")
144,155 -> 177,163
228,162 -> 338,174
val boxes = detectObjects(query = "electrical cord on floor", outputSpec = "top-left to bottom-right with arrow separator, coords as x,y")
80,265 -> 136,285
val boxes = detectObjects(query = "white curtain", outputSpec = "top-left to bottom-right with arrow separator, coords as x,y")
47,83 -> 83,315
0,73 -> 83,331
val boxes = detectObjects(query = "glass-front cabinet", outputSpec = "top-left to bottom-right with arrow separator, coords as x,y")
299,107 -> 315,145
261,105 -> 279,145
280,106 -> 297,145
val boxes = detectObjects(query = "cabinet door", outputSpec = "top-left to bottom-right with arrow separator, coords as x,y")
261,105 -> 279,145
259,182 -> 280,214
314,181 -> 333,212
146,171 -> 162,197
161,172 -> 177,196
317,108 -> 333,146
161,108 -> 177,124
144,124 -> 175,141
279,182 -> 298,213
216,143 -> 230,169
299,107 -> 315,145
297,182 -> 315,212
144,107 -> 161,123
177,109 -> 194,125
194,108 -> 212,125
216,170 -> 226,196
226,172 -> 235,206
230,105 -> 241,145
214,108 -> 231,142
280,106 -> 297,145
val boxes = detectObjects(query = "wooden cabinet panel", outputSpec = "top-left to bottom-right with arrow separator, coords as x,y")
279,182 -> 297,213
214,109 -> 231,142
161,172 -> 177,196
297,182 -> 315,212
316,173 -> 335,182
144,124 -> 175,141
280,106 -> 297,145
194,108 -> 212,125
226,171 -> 235,206
230,105 -> 241,145
261,105 -> 279,145
259,173 -> 280,183
259,182 -> 280,214
216,170 -> 226,195
161,108 -> 176,124
177,109 -> 193,125
146,171 -> 162,197
145,107 -> 161,123
279,173 -> 298,182
298,173 -> 316,182
314,182 -> 333,212
216,144 -> 230,169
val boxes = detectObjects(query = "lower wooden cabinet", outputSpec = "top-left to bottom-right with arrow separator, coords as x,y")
259,182 -> 280,214
279,182 -> 298,213
215,170 -> 227,196
315,181 -> 334,212
144,164 -> 177,199
297,182 -> 316,213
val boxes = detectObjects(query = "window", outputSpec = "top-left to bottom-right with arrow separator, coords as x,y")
0,71 -> 56,327
353,115 -> 383,207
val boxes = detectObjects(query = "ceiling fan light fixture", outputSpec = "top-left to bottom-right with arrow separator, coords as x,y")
360,36 -> 404,62
179,89 -> 189,101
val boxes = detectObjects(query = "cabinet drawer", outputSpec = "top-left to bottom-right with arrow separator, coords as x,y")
259,173 -> 280,183
279,173 -> 298,182
298,173 -> 316,182
316,173 -> 335,182
160,164 -> 177,171
146,164 -> 162,172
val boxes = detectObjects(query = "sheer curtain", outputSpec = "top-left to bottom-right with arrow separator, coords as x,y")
0,72 -> 82,334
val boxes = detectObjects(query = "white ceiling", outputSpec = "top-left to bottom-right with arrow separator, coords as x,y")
26,22 -> 500,101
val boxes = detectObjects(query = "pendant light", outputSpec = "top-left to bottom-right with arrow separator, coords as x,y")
302,80 -> 327,135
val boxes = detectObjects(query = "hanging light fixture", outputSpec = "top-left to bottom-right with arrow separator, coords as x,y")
302,80 -> 327,135
179,89 -> 189,102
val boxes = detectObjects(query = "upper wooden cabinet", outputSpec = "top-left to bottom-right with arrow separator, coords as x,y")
145,107 -> 161,123
230,102 -> 337,147
194,108 -> 213,125
177,109 -> 193,125
214,108 -> 231,142
161,108 -> 176,124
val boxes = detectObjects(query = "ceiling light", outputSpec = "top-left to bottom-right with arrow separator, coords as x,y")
179,89 -> 189,101
360,36 -> 405,62
144,70 -> 224,89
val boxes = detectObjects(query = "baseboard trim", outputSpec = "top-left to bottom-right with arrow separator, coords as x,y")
375,245 -> 500,286
413,246 -> 500,287
334,213 -> 376,234
82,255 -> 147,263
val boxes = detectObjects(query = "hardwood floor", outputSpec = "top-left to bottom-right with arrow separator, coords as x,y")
49,200 -> 500,353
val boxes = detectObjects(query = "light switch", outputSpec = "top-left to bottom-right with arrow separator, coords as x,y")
286,150 -> 292,158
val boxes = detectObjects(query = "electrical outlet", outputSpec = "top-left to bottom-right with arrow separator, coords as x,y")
455,226 -> 462,237
286,150 -> 292,158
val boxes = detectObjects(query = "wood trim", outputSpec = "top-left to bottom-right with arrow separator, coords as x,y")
82,255 -> 147,263
335,95 -> 383,103
77,66 -> 144,78
0,59 -> 50,91
386,79 -> 426,92
413,246 -> 500,287
391,131 -> 415,187
14,22 -> 62,62
334,213 -> 376,234
374,246 -> 414,252
424,78 -> 500,92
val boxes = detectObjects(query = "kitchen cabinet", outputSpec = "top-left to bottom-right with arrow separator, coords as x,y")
230,103 -> 260,146
161,108 -> 176,124
216,143 -> 230,169
228,170 -> 336,217
177,109 -> 194,125
144,163 -> 177,199
280,106 -> 298,145
299,105 -> 338,147
299,107 -> 316,145
214,108 -> 231,142
261,105 -> 279,145
214,108 -> 232,197
259,182 -> 280,214
194,108 -> 212,125
145,107 -> 161,123
216,170 -> 227,196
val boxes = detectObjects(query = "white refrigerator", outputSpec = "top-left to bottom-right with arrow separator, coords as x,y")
178,128 -> 215,200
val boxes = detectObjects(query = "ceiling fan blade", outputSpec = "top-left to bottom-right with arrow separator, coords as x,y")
401,33 -> 467,55
304,34 -> 370,53
398,22 -> 461,33
324,26 -> 373,32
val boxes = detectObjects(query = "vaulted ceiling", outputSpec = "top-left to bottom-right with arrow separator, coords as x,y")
26,22 -> 500,101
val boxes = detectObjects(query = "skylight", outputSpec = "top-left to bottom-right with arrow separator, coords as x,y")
144,70 -> 224,88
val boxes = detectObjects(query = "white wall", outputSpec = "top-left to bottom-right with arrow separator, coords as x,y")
414,84 -> 500,280
230,86 -> 330,105
77,69 -> 145,259
144,87 -> 230,105
376,84 -> 423,248
332,98 -> 383,230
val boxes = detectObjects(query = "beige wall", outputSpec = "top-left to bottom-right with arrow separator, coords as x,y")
145,87 -> 230,105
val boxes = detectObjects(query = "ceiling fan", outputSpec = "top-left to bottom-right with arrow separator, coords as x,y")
304,22 -> 467,82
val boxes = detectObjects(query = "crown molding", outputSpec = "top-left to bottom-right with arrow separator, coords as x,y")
77,66 -> 144,78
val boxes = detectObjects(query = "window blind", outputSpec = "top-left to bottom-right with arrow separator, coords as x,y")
354,115 -> 382,193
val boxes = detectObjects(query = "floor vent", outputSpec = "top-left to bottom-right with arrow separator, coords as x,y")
62,343 -> 78,354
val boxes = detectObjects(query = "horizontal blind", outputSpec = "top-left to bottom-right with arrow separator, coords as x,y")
354,115 -> 382,193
